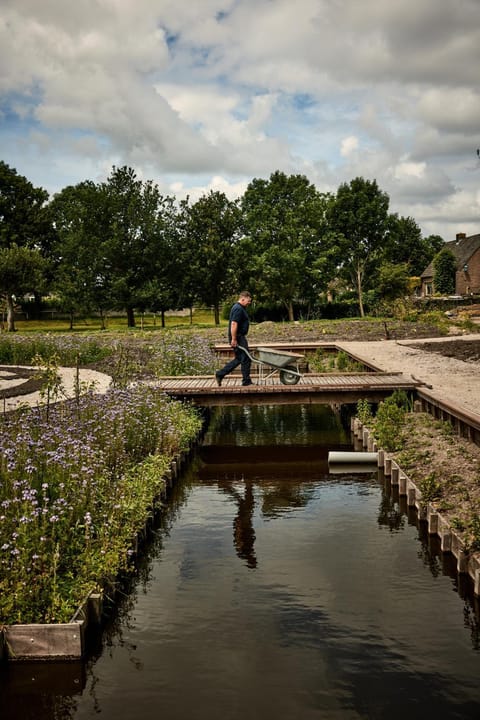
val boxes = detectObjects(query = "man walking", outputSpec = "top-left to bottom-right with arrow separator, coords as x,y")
215,291 -> 253,386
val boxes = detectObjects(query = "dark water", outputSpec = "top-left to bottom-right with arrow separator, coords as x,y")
2,405 -> 480,720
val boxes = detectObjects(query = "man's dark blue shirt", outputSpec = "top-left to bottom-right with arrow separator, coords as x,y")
228,302 -> 250,341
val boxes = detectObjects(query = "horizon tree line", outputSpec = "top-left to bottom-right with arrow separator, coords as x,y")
0,160 -> 446,331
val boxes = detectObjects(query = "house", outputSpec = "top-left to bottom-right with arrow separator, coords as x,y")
420,232 -> 480,297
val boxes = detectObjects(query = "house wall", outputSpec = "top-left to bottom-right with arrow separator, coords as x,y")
421,279 -> 433,296
456,247 -> 480,295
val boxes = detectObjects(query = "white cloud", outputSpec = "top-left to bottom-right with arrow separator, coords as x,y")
394,161 -> 426,181
340,136 -> 359,158
0,0 -> 479,239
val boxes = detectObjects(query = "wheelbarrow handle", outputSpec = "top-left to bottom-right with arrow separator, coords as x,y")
236,345 -> 256,362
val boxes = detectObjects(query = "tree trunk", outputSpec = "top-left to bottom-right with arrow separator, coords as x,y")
161,309 -> 165,328
214,304 -> 220,325
356,267 -> 365,318
6,294 -> 16,332
287,301 -> 294,322
126,307 -> 136,327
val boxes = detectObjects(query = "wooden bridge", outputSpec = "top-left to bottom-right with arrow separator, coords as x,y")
156,372 -> 423,406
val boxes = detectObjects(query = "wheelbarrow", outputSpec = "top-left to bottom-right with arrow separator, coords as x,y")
238,346 -> 304,385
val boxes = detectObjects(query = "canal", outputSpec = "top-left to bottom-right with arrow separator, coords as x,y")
2,404 -> 480,719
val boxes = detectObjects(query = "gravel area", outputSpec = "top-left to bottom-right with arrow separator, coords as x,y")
0,366 -> 112,411
336,335 -> 480,418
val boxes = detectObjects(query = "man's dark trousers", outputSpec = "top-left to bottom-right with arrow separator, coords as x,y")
217,335 -> 251,384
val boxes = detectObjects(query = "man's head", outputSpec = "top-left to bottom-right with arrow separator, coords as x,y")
238,291 -> 252,307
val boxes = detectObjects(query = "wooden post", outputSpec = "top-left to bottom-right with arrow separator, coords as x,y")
441,531 -> 452,552
428,510 -> 439,535
475,569 -> 480,597
457,549 -> 468,574
391,464 -> 399,486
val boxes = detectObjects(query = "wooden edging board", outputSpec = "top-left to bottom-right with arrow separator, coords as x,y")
352,418 -> 480,596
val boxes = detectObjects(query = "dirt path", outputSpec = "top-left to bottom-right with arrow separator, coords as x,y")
336,334 -> 480,417
0,366 -> 112,412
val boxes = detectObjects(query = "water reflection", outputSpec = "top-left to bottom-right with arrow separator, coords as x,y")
2,404 -> 480,720
206,403 -> 350,447
218,478 -> 257,568
199,404 -> 350,567
376,482 -> 407,532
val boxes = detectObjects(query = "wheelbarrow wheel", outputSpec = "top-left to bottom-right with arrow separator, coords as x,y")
279,366 -> 300,385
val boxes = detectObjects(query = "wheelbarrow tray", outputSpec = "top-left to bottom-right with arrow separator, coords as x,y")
256,347 -> 305,369
237,345 -> 305,384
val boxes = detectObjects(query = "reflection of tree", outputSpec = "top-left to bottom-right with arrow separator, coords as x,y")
377,489 -> 405,532
206,404 -> 348,448
218,479 -> 257,568
463,599 -> 480,651
261,480 -> 311,519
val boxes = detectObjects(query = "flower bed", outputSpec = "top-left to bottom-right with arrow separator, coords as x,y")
0,385 -> 202,635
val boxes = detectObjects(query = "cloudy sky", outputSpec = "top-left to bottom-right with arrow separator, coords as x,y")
1,0 -> 479,239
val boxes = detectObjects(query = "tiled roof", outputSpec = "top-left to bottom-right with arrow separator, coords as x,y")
421,233 -> 480,279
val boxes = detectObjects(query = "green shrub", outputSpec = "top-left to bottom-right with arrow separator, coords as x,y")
373,396 -> 407,451
356,398 -> 373,426
418,473 -> 443,503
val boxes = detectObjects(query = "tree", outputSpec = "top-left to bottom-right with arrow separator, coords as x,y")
0,245 -> 46,331
376,261 -> 411,302
50,181 -> 112,328
239,171 -> 333,321
0,161 -> 54,253
51,168 -> 179,328
326,177 -> 390,317
433,247 -> 457,295
135,197 -> 180,328
183,191 -> 241,325
0,162 -> 54,323
386,215 -> 444,276
101,166 -> 174,327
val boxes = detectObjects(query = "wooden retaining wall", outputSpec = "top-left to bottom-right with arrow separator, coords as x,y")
351,418 -> 480,596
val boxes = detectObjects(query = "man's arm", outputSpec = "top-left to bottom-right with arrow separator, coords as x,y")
231,320 -> 238,347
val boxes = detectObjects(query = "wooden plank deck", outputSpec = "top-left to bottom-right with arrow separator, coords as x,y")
155,372 -> 423,406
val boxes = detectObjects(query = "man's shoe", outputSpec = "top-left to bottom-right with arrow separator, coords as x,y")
215,372 -> 223,386
242,380 -> 253,386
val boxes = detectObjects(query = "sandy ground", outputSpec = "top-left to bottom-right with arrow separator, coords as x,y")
336,334 -> 480,417
0,366 -> 112,412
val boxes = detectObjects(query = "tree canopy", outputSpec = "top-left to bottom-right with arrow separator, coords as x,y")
0,244 -> 47,331
182,190 -> 241,325
0,161 -> 450,328
239,171 -> 334,321
326,177 -> 390,317
433,247 -> 457,295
